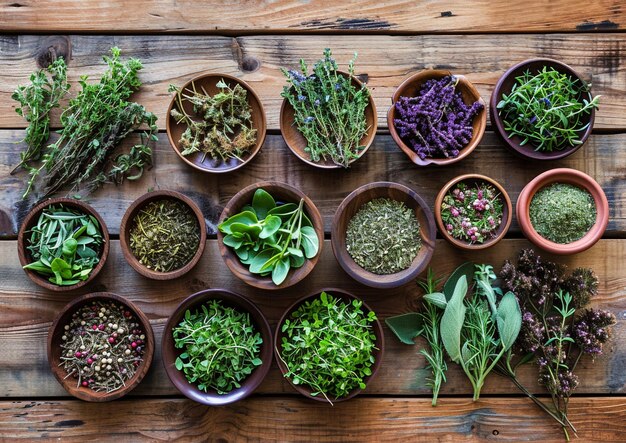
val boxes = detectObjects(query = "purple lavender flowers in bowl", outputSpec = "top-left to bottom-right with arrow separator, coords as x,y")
388,70 -> 486,166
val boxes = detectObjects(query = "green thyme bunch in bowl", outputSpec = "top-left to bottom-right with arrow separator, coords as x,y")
280,48 -> 377,169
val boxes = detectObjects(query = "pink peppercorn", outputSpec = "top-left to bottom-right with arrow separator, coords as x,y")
108,337 -> 116,344
98,324 -> 105,331
131,342 -> 137,348
82,381 -> 88,387
87,358 -> 93,364
92,324 -> 98,330
74,352 -> 82,358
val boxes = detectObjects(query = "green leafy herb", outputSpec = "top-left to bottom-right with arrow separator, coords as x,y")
345,198 -> 422,275
278,292 -> 378,404
23,204 -> 104,285
173,300 -> 263,394
218,188 -> 319,286
529,183 -> 596,244
168,79 -> 257,163
281,48 -> 371,168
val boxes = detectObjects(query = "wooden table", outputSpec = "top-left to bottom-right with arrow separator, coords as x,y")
1,2 -> 625,441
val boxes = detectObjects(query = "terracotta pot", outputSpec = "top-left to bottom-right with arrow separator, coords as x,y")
435,174 -> 512,250
120,190 -> 206,280
490,58 -> 595,161
516,168 -> 608,255
388,70 -> 487,166
331,182 -> 436,288
217,181 -> 323,290
17,198 -> 110,292
274,288 -> 384,403
47,292 -> 154,402
162,289 -> 273,406
280,70 -> 377,169
166,73 -> 266,173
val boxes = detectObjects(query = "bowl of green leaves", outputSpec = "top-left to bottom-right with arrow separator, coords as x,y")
217,181 -> 323,290
490,58 -> 600,160
275,289 -> 384,404
18,198 -> 110,291
162,289 -> 273,406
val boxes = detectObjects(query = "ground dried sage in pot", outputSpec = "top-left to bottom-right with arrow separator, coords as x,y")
346,198 -> 422,274
129,199 -> 200,272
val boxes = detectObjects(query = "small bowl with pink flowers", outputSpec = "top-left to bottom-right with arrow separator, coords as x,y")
435,174 -> 512,250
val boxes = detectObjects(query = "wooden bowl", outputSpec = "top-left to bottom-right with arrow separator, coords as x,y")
490,58 -> 595,161
274,288 -> 384,403
162,289 -> 273,406
120,190 -> 206,280
279,70 -> 377,169
516,168 -> 608,255
435,174 -> 512,250
331,182 -> 436,288
388,70 -> 487,166
217,181 -> 323,290
47,292 -> 154,402
17,198 -> 110,292
166,73 -> 267,173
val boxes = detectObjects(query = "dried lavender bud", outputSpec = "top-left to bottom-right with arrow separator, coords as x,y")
571,309 -> 616,356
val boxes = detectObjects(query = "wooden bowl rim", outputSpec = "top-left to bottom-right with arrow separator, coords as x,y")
119,190 -> 207,280
165,72 -> 267,173
434,174 -> 513,250
516,168 -> 608,255
279,70 -> 377,169
17,197 -> 110,292
161,288 -> 273,406
216,180 -> 324,290
274,288 -> 384,403
47,292 -> 154,402
387,69 -> 487,166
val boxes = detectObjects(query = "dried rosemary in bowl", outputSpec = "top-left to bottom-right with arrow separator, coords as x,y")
129,199 -> 201,272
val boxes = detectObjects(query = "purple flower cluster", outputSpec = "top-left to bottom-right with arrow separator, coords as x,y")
571,308 -> 616,356
393,76 -> 483,159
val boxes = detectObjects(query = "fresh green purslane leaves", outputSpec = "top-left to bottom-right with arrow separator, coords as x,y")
172,300 -> 263,395
23,204 -> 104,286
278,292 -> 378,405
218,188 -> 319,286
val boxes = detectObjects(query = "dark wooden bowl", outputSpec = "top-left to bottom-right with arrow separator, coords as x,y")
516,168 -> 608,255
435,174 -> 512,251
162,289 -> 273,406
331,182 -> 436,288
217,181 -> 323,290
490,58 -> 595,161
166,73 -> 266,173
119,190 -> 206,280
17,198 -> 110,292
279,70 -> 377,169
47,292 -> 154,402
274,288 -> 384,404
388,70 -> 487,166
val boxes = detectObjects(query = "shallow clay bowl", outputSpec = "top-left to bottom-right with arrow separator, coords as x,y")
331,182 -> 436,288
435,174 -> 512,250
516,168 -> 608,255
217,181 -> 323,290
162,289 -> 273,406
274,288 -> 384,403
18,198 -> 110,292
47,292 -> 154,402
166,73 -> 267,173
388,70 -> 487,166
490,58 -> 595,161
280,70 -> 377,169
120,190 -> 206,280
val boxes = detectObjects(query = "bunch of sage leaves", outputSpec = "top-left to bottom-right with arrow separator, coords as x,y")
218,188 -> 319,285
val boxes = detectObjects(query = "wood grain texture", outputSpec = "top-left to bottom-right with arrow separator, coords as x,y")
0,1 -> 624,33
2,131 -> 625,238
1,397 -> 626,441
1,34 -> 625,130
0,239 -> 623,398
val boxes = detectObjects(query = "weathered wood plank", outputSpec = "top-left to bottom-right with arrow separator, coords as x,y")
1,34 -> 625,130
2,397 -> 626,441
0,239 -> 623,397
2,131 -> 624,238
0,0 -> 624,34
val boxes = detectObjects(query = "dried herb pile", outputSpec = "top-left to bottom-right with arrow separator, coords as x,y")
129,199 -> 200,273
